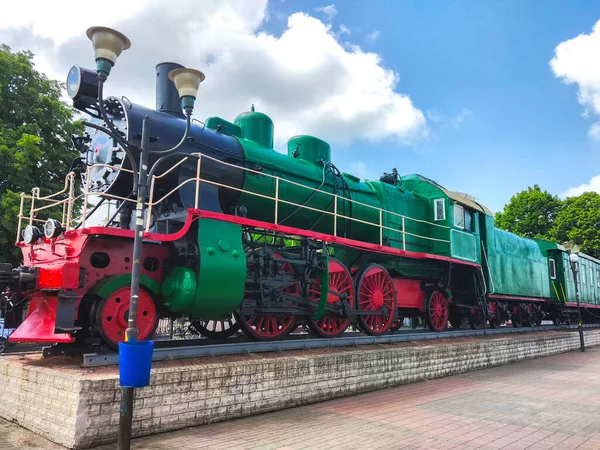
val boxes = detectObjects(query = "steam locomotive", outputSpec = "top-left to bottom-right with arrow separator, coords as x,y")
1,27 -> 597,351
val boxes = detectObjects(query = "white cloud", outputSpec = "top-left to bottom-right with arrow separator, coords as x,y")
315,4 -> 338,21
426,109 -> 442,123
453,108 -> 473,128
350,161 -> 368,179
561,175 -> 600,198
366,30 -> 381,43
550,19 -> 600,140
0,0 -> 426,147
338,24 -> 351,35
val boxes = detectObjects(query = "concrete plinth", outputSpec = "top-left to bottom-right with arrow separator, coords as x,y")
0,330 -> 598,449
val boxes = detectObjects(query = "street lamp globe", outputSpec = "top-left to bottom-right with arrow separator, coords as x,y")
168,68 -> 205,114
569,252 -> 580,264
86,26 -> 131,76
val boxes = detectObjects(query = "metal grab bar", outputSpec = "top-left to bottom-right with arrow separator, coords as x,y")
16,153 -> 453,254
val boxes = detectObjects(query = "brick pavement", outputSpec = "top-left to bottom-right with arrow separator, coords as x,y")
4,346 -> 600,449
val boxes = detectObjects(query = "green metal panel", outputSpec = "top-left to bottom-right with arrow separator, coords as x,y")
484,226 -> 550,298
91,273 -> 161,298
577,254 -> 600,305
160,220 -> 247,319
450,229 -> 477,262
236,140 -> 483,265
237,138 -> 381,243
192,218 -> 247,319
161,266 -> 197,312
287,135 -> 331,163
547,250 -> 567,303
234,106 -> 274,148
400,175 -> 481,263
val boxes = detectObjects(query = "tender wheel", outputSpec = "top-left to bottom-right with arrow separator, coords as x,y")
95,286 -> 158,349
449,311 -> 463,329
468,308 -> 485,330
552,316 -> 561,326
355,264 -> 396,336
488,302 -> 503,328
511,306 -> 522,328
525,305 -> 542,327
189,315 -> 239,340
390,317 -> 404,332
236,255 -> 298,341
426,291 -> 449,332
308,259 -> 355,338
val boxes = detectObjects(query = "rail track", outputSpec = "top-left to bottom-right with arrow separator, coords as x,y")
81,323 -> 597,367
2,323 -> 595,367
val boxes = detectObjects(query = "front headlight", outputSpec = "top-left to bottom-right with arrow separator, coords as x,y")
44,219 -> 63,239
23,225 -> 42,245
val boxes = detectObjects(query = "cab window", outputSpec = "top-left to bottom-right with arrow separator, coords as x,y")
454,204 -> 465,228
434,199 -> 445,221
549,259 -> 556,279
464,210 -> 473,231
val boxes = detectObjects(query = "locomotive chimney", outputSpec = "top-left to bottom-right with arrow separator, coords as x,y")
155,62 -> 185,116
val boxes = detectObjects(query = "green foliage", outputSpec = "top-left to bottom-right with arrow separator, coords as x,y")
551,192 -> 600,259
494,185 -> 562,239
0,45 -> 82,265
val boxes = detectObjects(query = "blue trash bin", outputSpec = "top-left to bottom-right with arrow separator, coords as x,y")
118,340 -> 154,388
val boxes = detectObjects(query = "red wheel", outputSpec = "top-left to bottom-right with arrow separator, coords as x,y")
390,318 -> 404,332
95,286 -> 158,349
488,301 -> 503,328
511,306 -> 522,328
236,255 -> 298,340
426,290 -> 448,332
355,264 -> 396,335
308,259 -> 355,338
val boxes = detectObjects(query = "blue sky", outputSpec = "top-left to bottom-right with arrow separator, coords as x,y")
1,0 -> 600,214
263,1 -> 600,213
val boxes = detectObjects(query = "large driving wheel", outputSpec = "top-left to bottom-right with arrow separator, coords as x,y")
355,264 -> 397,336
189,315 -> 239,340
426,290 -> 448,332
449,310 -> 463,329
308,259 -> 355,338
95,286 -> 158,349
236,254 -> 298,341
468,307 -> 485,330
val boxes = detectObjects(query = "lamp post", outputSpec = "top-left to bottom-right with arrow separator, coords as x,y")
84,26 -> 204,450
568,251 -> 585,352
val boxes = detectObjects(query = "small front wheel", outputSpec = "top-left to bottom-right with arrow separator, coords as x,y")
426,291 -> 449,332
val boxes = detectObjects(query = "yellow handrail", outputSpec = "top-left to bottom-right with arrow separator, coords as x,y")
16,153 -> 453,253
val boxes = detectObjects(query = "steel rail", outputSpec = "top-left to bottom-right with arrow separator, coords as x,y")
81,324 -> 597,368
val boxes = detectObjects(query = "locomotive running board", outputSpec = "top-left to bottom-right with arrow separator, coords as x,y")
81,324 -> 591,367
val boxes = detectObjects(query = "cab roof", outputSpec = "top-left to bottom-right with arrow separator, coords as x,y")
401,174 -> 493,216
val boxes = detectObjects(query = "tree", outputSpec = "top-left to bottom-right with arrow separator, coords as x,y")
0,45 -> 82,265
494,185 -> 562,240
551,192 -> 600,259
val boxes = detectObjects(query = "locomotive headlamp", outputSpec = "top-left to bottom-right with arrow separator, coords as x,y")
168,68 -> 205,113
86,26 -> 131,76
22,225 -> 42,245
66,65 -> 99,102
44,218 -> 63,239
